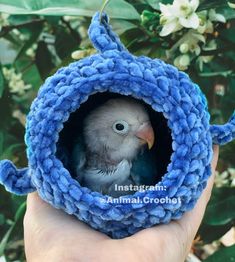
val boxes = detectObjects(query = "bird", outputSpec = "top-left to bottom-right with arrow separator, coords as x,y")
72,98 -> 155,197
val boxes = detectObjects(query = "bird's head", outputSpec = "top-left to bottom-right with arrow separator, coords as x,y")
83,98 -> 155,163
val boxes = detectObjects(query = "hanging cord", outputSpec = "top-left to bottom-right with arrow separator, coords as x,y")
100,0 -> 111,22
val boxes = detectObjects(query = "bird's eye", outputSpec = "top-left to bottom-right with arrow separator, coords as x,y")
112,120 -> 129,134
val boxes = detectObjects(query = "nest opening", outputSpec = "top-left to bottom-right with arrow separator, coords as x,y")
56,92 -> 173,194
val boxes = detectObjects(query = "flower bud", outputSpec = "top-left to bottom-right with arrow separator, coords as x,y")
179,54 -> 190,67
179,43 -> 189,53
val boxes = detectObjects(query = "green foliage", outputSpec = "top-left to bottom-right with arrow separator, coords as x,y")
203,187 -> 235,225
0,0 -> 140,19
204,245 -> 235,261
0,0 -> 234,261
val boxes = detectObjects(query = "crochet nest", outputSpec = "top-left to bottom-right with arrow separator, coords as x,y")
0,12 -> 235,239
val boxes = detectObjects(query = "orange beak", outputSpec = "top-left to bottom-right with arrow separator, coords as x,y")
135,122 -> 155,149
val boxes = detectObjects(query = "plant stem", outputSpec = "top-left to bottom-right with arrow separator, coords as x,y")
100,0 -> 111,22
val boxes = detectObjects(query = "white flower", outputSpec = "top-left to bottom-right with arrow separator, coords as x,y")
197,17 -> 214,34
180,43 -> 189,53
2,67 -> 32,96
182,30 -> 206,56
26,44 -> 37,58
197,9 -> 225,34
197,55 -> 213,71
160,0 -> 200,36
71,49 -> 96,60
13,110 -> 26,126
209,9 -> 226,23
0,13 -> 9,31
71,50 -> 87,60
214,171 -> 229,187
227,168 -> 235,187
228,2 -> 235,8
231,178 -> 235,187
174,54 -> 191,70
214,84 -> 225,96
228,168 -> 235,178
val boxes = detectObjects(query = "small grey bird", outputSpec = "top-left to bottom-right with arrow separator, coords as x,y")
72,98 -> 155,196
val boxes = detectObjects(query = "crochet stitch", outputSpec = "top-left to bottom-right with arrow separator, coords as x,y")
0,12 -> 235,239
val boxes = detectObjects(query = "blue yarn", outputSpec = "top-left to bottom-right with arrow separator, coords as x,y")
0,12 -> 235,239
0,160 -> 35,195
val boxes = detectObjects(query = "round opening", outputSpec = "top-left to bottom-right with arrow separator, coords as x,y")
56,92 -> 173,196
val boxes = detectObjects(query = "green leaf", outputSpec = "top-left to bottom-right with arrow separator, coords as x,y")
0,225 -> 14,256
35,41 -> 55,79
15,22 -> 43,61
146,0 -> 172,10
111,19 -> 137,35
198,0 -> 228,11
0,202 -> 26,256
198,223 -> 233,243
219,7 -> 235,20
0,214 -> 5,225
204,244 -> 235,262
14,201 -> 26,221
203,187 -> 235,226
0,65 -> 4,98
0,0 -> 140,20
220,28 -> 235,44
199,70 -> 234,77
55,25 -> 79,60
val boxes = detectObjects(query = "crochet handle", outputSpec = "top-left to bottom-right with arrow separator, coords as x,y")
210,112 -> 235,145
88,12 -> 126,53
0,160 -> 36,195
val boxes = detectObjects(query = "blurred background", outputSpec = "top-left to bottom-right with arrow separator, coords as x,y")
0,0 -> 234,261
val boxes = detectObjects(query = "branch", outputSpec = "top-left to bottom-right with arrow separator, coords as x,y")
0,19 -> 46,38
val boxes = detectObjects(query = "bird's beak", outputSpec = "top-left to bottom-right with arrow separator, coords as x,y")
135,122 -> 155,149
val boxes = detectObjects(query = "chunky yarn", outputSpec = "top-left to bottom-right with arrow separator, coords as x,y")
0,12 -> 234,239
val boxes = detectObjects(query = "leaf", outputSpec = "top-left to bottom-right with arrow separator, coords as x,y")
35,41 -> 55,79
198,223 -> 233,243
0,214 -> 5,225
55,25 -> 79,60
199,70 -> 234,77
146,0 -> 172,10
111,19 -> 137,35
0,202 -> 25,256
8,14 -> 39,28
204,244 -> 235,262
15,22 -> 43,61
198,0 -> 228,11
0,226 -> 14,256
219,7 -> 235,20
0,65 -> 4,98
0,143 -> 24,160
0,0 -> 140,20
220,28 -> 235,44
203,187 -> 235,226
0,39 -> 19,65
14,201 -> 26,221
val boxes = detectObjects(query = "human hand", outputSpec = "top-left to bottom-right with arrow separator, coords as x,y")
24,145 -> 219,262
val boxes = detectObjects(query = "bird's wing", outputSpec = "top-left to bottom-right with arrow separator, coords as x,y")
72,137 -> 86,183
131,149 -> 157,186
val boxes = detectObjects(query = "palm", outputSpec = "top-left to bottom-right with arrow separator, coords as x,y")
24,146 -> 219,262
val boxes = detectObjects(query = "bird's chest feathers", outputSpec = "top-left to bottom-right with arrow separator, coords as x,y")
86,151 -> 120,172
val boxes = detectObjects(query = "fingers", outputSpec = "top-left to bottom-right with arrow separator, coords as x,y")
130,145 -> 219,262
24,192 -> 109,250
172,145 -> 219,253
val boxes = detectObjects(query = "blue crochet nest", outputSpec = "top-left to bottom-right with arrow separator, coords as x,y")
0,12 -> 235,239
